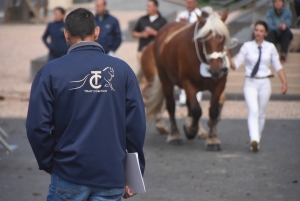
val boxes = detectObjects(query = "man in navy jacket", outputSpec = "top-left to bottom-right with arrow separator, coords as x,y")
42,7 -> 68,61
95,0 -> 122,55
26,8 -> 145,201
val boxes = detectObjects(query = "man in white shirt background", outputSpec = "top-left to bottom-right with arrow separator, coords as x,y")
176,0 -> 202,105
176,0 -> 202,23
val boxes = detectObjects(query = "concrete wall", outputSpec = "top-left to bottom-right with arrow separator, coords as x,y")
48,0 -> 73,10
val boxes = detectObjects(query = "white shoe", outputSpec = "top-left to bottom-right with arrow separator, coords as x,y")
250,141 -> 259,152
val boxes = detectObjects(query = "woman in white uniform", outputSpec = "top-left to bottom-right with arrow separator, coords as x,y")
230,21 -> 287,152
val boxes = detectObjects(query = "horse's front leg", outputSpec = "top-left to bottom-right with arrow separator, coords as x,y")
206,86 -> 225,151
183,81 -> 201,140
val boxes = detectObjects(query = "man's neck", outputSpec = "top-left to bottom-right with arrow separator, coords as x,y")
149,12 -> 158,17
188,7 -> 197,13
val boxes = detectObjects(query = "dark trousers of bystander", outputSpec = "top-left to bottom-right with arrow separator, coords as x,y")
295,2 -> 300,17
266,29 -> 293,54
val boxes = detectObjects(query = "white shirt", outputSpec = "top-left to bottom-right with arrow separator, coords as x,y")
234,40 -> 282,77
149,15 -> 159,23
176,8 -> 202,23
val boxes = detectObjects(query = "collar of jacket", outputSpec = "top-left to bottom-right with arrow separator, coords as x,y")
67,41 -> 105,54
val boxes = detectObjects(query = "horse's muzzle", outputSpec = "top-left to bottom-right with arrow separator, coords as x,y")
208,67 -> 228,78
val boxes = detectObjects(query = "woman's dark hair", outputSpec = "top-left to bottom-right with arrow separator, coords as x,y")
54,7 -> 66,15
149,0 -> 159,7
254,20 -> 268,32
252,20 -> 268,40
65,8 -> 96,41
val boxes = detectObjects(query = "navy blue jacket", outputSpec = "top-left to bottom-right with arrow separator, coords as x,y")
42,21 -> 68,59
95,12 -> 122,53
26,42 -> 146,188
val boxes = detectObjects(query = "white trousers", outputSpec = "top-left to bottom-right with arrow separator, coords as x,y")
179,90 -> 202,104
244,78 -> 271,143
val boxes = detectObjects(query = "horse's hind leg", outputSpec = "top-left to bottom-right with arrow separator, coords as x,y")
160,73 -> 182,144
155,111 -> 169,135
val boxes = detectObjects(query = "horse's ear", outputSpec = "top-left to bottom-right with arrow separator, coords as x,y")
221,9 -> 228,22
197,15 -> 206,25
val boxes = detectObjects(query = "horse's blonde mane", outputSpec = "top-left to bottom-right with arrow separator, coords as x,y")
194,7 -> 230,48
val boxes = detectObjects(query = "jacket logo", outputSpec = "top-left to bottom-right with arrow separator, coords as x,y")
90,71 -> 102,89
69,67 -> 115,92
106,24 -> 111,29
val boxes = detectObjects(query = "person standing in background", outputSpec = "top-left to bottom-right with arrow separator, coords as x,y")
42,7 -> 68,62
230,21 -> 287,152
175,0 -> 201,23
176,0 -> 202,105
132,0 -> 167,83
266,0 -> 293,64
95,0 -> 122,56
295,0 -> 300,17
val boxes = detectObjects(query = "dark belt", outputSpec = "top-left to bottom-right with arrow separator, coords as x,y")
246,75 -> 274,79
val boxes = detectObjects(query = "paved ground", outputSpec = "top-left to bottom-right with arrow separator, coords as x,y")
0,118 -> 299,201
0,2 -> 299,200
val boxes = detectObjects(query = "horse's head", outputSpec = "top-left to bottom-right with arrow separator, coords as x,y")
195,9 -> 230,78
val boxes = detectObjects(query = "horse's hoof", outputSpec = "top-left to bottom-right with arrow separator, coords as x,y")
198,133 -> 208,139
167,134 -> 183,144
156,126 -> 169,135
205,138 -> 221,151
183,125 -> 197,140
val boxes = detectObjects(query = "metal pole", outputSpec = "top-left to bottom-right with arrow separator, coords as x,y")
12,0 -> 16,21
44,0 -> 48,19
4,0 -> 9,22
0,135 -> 13,153
0,127 -> 9,138
36,0 -> 41,15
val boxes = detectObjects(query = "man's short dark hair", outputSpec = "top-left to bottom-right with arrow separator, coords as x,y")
149,0 -> 159,7
54,7 -> 66,15
65,8 -> 96,41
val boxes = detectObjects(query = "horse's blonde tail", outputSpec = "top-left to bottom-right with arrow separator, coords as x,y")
144,74 -> 165,119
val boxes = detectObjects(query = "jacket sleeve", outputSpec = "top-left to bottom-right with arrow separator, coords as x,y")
26,72 -> 55,174
125,68 -> 146,175
111,19 -> 122,52
42,24 -> 51,49
284,9 -> 292,28
266,10 -> 277,31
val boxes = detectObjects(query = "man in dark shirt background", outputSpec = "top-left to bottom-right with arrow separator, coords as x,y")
42,7 -> 68,62
132,0 -> 167,83
95,0 -> 122,56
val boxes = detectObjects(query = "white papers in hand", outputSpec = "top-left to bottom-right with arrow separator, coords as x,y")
125,153 -> 146,193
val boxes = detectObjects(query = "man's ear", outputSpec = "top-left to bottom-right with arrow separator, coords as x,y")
95,26 -> 100,41
64,29 -> 70,42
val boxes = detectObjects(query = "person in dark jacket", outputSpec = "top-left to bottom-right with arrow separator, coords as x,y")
295,0 -> 300,17
132,0 -> 167,83
42,7 -> 68,62
26,8 -> 145,201
95,0 -> 122,55
266,0 -> 293,64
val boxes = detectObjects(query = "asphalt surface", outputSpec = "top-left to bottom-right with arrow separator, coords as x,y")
0,118 -> 299,201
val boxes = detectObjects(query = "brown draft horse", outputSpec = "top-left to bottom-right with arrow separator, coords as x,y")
143,8 -> 230,150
